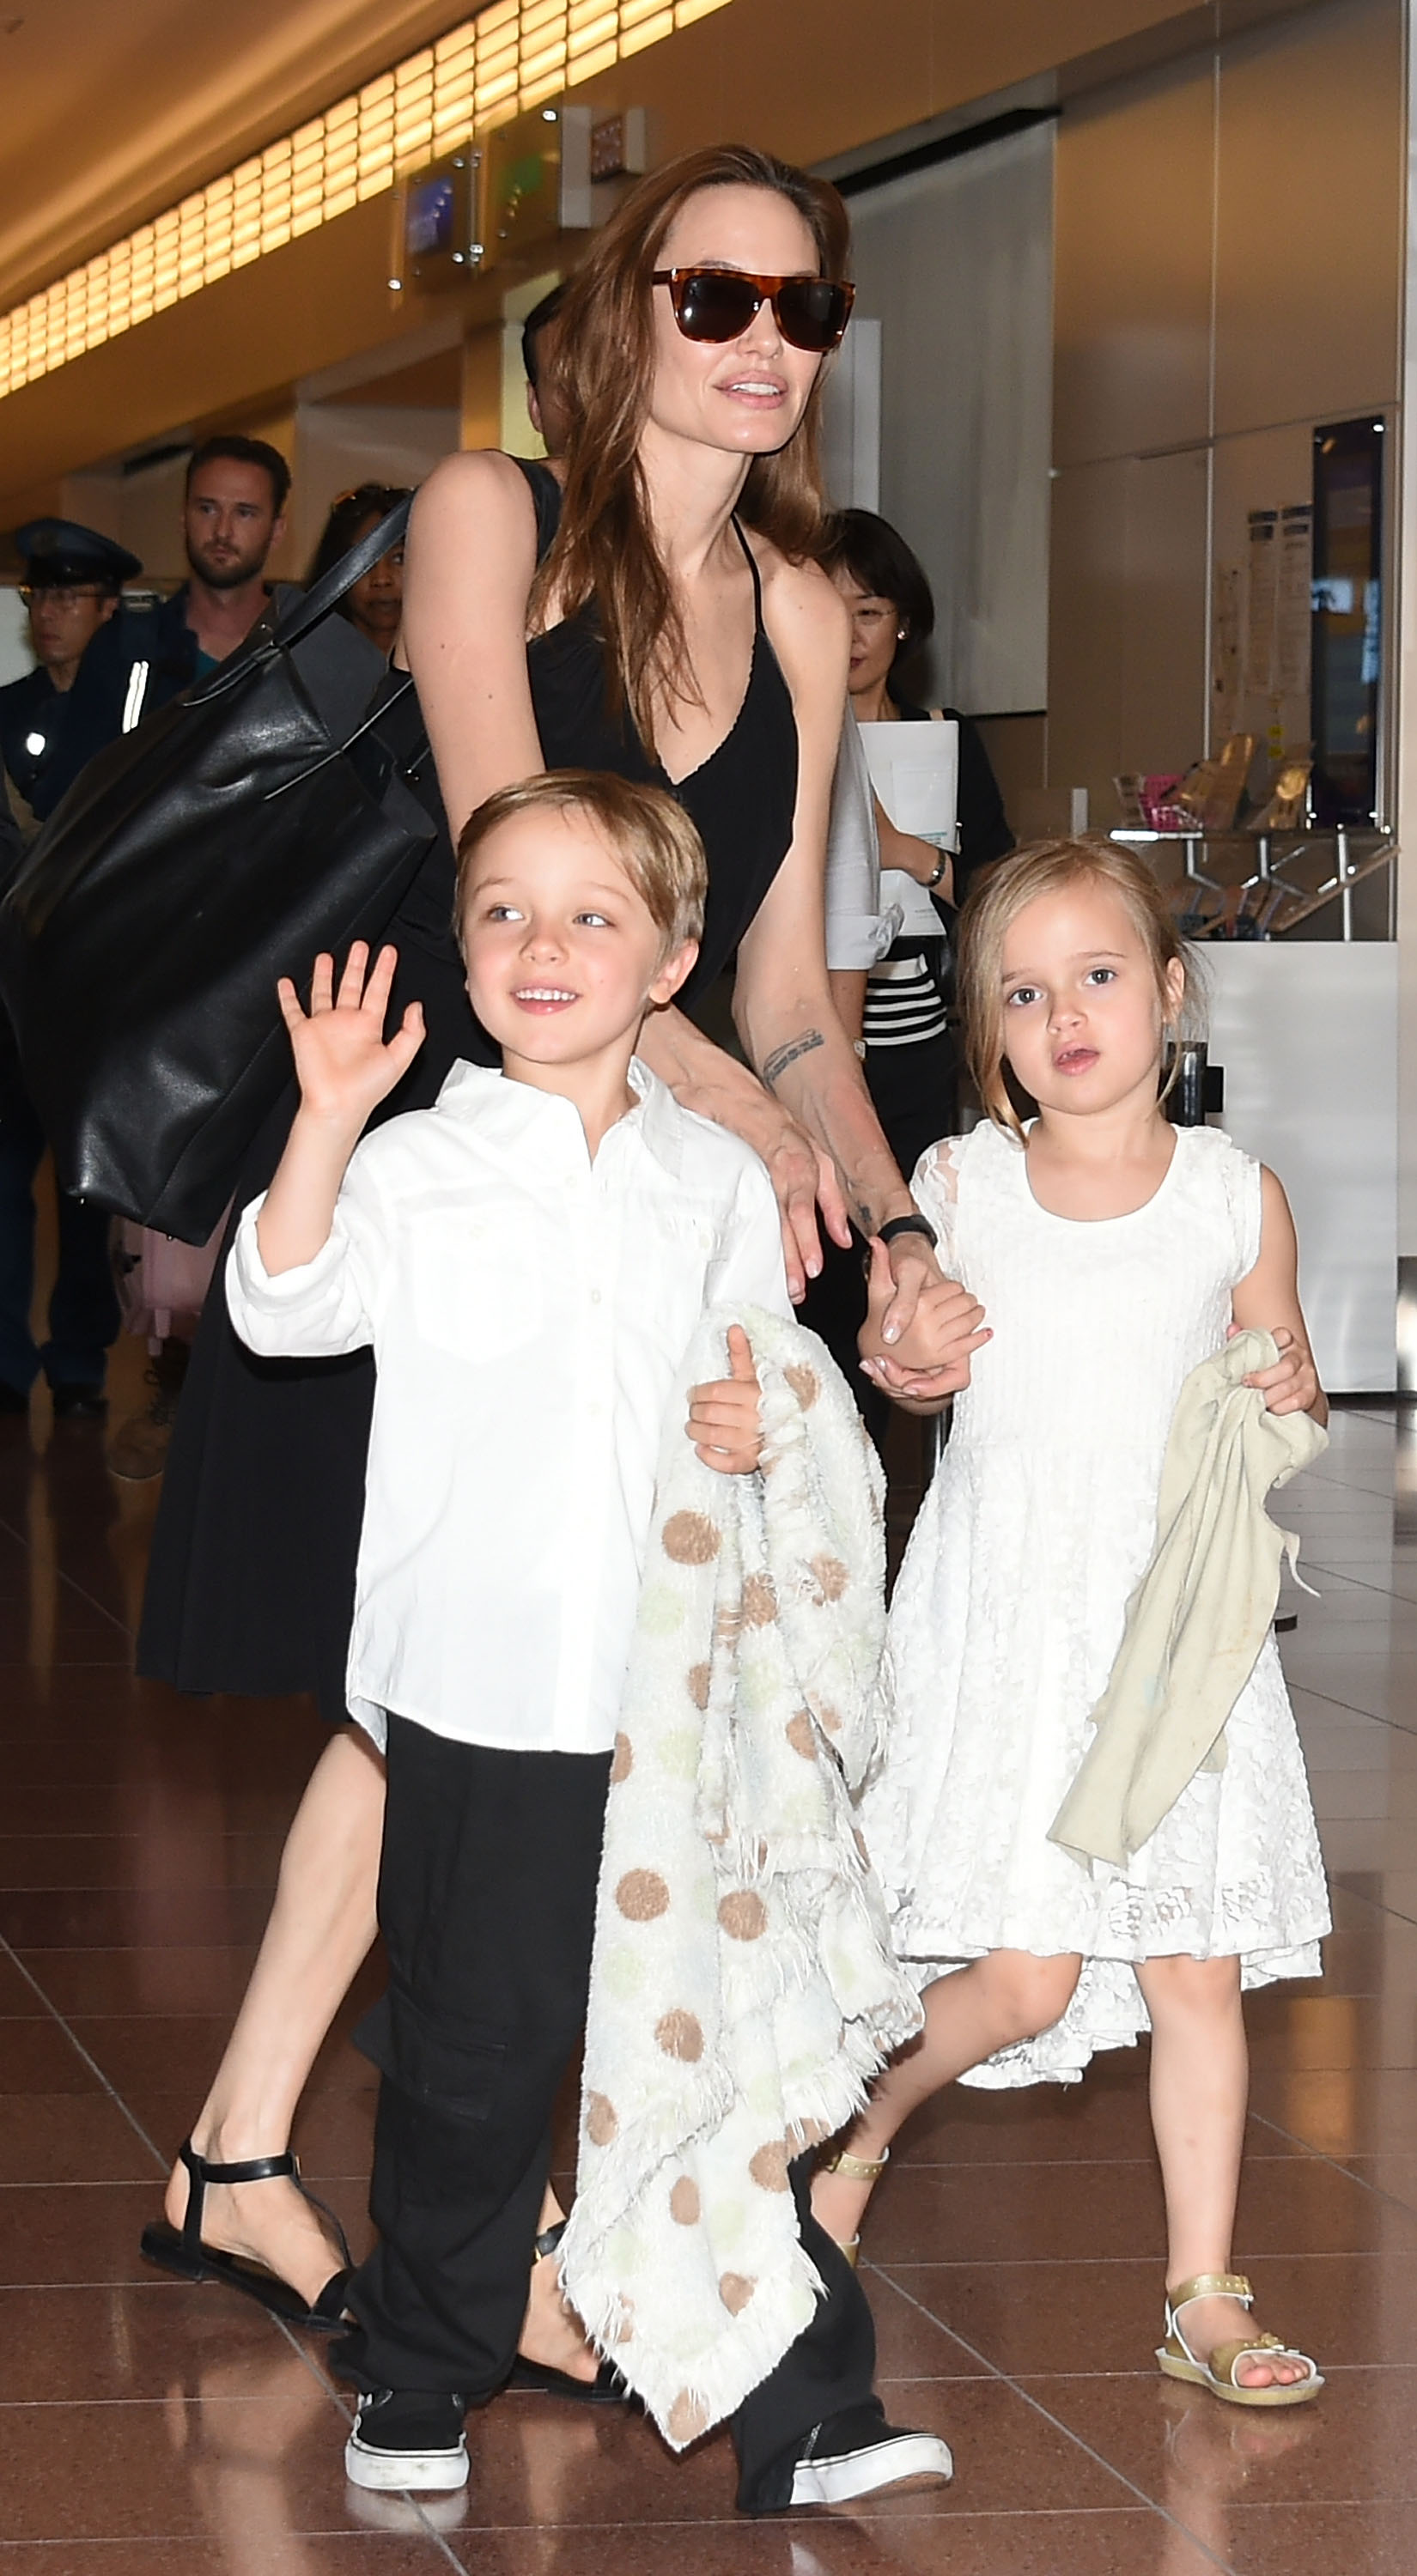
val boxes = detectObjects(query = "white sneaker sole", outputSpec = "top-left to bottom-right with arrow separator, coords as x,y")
790,2430 -> 954,2506
344,2433 -> 470,2493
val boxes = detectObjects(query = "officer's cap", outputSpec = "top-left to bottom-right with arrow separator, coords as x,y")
12,519 -> 143,590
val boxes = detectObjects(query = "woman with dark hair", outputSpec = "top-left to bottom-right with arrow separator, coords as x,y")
306,484 -> 411,653
801,511 -> 1012,1434
823,507 -> 1013,1180
140,144 -> 977,2505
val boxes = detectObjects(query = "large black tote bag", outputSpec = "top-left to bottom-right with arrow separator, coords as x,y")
0,497 -> 437,1243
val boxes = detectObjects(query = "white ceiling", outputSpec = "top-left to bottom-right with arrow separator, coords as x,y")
0,0 -> 468,311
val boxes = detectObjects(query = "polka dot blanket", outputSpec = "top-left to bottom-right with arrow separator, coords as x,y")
557,1303 -> 922,2445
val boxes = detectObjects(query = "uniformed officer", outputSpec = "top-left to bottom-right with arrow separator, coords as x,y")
0,519 -> 139,823
0,521 -> 135,1419
34,434 -> 292,827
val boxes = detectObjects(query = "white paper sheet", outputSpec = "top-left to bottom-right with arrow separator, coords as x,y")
859,720 -> 960,851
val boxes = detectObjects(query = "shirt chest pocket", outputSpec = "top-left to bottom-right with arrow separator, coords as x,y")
631,1206 -> 721,1357
408,1208 -> 546,1362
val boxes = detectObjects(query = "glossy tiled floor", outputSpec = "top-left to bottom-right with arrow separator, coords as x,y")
2,1338 -> 1416,2570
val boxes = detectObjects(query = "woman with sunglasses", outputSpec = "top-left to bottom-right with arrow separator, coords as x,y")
141,145 -> 978,2500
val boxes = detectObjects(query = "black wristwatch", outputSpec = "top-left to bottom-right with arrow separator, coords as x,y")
878,1212 -> 938,1250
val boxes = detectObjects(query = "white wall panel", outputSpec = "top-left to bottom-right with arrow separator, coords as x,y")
1205,942 -> 1397,1390
846,122 -> 1055,714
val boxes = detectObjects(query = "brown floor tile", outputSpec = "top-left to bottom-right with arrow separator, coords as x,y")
861,2160 -> 1165,2266
64,2015 -> 372,2103
0,2092 -> 157,2184
441,2513 -> 1219,2575
3,1783 -> 302,1834
114,2081 -> 382,2187
877,2252 -> 1414,2373
890,2062 -> 1165,2166
1297,1923 -> 1417,1996
1246,1994 -> 1417,2072
1250,2066 -> 1417,2156
1223,2501 -> 1417,2574
457,2374 -> 1130,2530
0,2016 -> 103,2095
0,2180 -> 197,2287
0,2543 -> 460,2573
858,2146 -> 1409,2272
1311,1771 -> 1417,1824
1332,2154 -> 1417,2209
0,1887 -> 277,1947
0,1831 -> 286,1891
0,1953 -> 44,2014
1019,2363 -> 1417,2517
0,2281 -> 303,2403
15,1944 -> 263,2015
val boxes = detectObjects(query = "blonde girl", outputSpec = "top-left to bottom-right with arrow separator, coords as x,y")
814,838 -> 1330,2408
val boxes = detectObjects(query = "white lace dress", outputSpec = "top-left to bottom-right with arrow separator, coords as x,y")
860,1120 -> 1330,2087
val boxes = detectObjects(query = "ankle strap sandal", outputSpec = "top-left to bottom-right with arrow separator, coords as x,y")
1158,2272 -> 1323,2409
505,2214 -> 630,2408
139,2137 -> 352,2332
818,2147 -> 889,2269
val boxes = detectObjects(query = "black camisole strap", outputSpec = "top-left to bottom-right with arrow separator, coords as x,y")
514,455 -> 763,635
729,514 -> 765,628
512,454 -> 563,564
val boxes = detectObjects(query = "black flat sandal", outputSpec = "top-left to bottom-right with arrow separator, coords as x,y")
139,2138 -> 353,2333
504,2218 -> 631,2407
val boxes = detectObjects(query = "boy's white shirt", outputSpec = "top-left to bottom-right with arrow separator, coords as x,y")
227,1056 -> 791,1754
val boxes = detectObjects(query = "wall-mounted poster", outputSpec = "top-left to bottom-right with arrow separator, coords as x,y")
1274,503 -> 1313,702
1244,509 -> 1278,697
1212,562 -> 1242,743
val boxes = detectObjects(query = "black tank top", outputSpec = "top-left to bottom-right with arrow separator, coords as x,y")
516,459 -> 799,1008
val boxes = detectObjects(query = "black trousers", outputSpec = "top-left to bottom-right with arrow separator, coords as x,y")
0,1054 -> 119,1396
334,1717 -> 882,2513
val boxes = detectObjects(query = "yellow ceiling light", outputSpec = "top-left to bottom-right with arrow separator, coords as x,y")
0,0 -> 732,404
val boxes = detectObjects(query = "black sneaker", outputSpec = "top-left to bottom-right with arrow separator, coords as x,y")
789,2404 -> 953,2507
344,2388 -> 469,2492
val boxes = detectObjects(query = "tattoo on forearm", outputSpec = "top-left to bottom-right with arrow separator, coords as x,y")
762,1029 -> 825,1092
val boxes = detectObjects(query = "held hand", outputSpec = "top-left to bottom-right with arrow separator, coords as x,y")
686,1322 -> 764,1475
873,1227 -> 945,1349
278,945 -> 425,1132
1231,1321 -> 1321,1418
860,1235 -> 989,1400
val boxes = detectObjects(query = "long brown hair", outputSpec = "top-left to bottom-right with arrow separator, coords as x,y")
532,143 -> 850,753
958,839 -> 1201,1139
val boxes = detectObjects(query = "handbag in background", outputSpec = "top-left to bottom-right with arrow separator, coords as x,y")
0,496 -> 435,1245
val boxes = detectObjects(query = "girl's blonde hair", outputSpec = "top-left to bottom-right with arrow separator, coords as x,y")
958,838 -> 1201,1138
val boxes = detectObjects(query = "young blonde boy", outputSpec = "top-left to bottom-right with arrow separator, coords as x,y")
225,770 -> 951,2512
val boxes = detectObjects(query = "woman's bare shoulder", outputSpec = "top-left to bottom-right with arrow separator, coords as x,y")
751,541 -> 848,683
411,448 -> 540,545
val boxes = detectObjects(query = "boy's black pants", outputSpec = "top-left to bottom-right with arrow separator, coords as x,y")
334,1716 -> 885,2513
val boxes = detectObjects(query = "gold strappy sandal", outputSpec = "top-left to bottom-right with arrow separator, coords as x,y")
818,2148 -> 889,2268
1158,2273 -> 1323,2409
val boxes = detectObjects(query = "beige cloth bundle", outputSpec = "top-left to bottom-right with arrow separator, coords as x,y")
558,1303 -> 920,2445
1049,1329 -> 1326,1871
